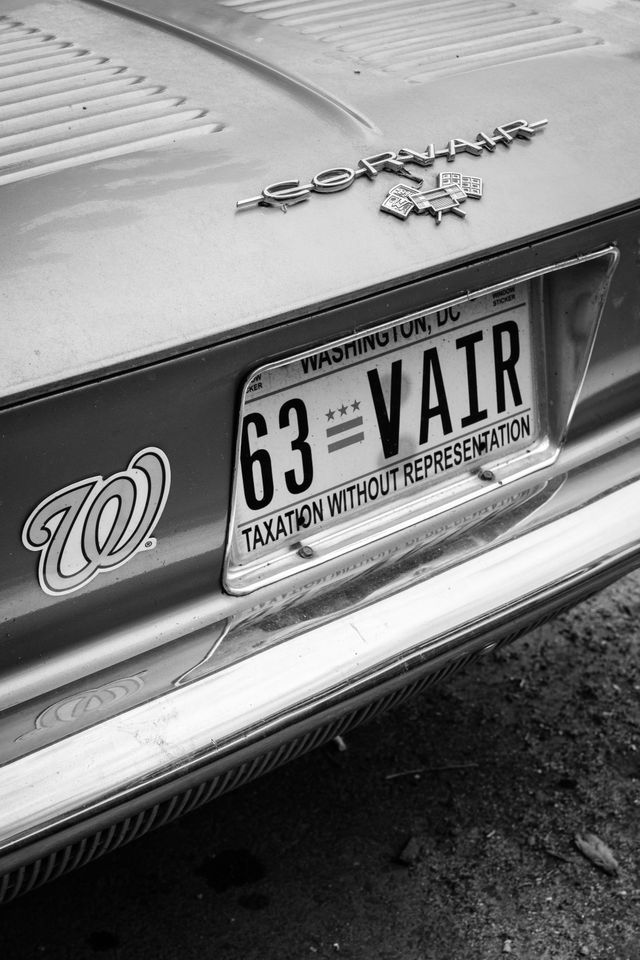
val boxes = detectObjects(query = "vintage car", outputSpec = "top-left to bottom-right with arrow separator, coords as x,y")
1,0 -> 639,900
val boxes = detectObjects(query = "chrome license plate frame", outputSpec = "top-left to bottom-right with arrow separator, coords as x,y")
224,249 -> 618,595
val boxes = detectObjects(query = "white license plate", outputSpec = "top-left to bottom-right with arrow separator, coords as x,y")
229,283 -> 539,576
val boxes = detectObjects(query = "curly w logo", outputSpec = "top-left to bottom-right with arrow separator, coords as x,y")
23,447 -> 171,596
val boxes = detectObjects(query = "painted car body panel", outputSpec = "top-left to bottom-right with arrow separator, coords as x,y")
0,211 -> 636,710
1,0 -> 640,404
2,0 -> 640,894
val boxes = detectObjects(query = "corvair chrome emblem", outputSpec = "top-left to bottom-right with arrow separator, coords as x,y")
381,172 -> 483,224
237,118 -> 546,212
22,447 -> 171,596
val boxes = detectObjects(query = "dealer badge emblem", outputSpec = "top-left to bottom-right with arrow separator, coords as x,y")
381,172 -> 484,224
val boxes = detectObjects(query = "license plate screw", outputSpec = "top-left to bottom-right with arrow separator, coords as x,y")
479,468 -> 495,482
297,543 -> 315,559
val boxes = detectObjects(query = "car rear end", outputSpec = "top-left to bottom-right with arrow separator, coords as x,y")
1,0 -> 640,899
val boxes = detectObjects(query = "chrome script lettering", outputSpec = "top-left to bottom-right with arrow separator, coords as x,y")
236,118 -> 548,211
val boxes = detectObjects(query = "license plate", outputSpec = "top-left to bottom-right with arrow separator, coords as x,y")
228,282 -> 540,582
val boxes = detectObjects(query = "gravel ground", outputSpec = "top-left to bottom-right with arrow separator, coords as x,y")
2,571 -> 640,960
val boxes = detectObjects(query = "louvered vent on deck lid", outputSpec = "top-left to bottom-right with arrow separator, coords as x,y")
220,0 -> 601,80
0,17 -> 221,186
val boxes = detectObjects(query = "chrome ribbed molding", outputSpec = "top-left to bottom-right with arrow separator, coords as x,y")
0,650 -> 483,903
0,16 -> 221,185
220,0 -> 601,79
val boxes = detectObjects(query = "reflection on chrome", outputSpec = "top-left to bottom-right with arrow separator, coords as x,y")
2,445 -> 639,856
173,620 -> 230,687
16,674 -> 147,742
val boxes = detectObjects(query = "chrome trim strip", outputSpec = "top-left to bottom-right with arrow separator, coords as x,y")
1,465 -> 639,855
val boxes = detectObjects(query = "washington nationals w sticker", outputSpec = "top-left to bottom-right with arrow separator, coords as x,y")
22,447 -> 171,596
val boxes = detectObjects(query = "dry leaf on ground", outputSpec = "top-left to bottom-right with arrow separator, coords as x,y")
574,832 -> 619,875
395,836 -> 421,865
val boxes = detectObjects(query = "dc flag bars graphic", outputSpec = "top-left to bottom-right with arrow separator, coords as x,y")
325,400 -> 364,453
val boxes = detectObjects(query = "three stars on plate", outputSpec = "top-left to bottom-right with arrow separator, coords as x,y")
326,399 -> 360,421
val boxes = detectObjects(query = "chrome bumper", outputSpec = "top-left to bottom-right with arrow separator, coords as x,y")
2,425 -> 640,873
